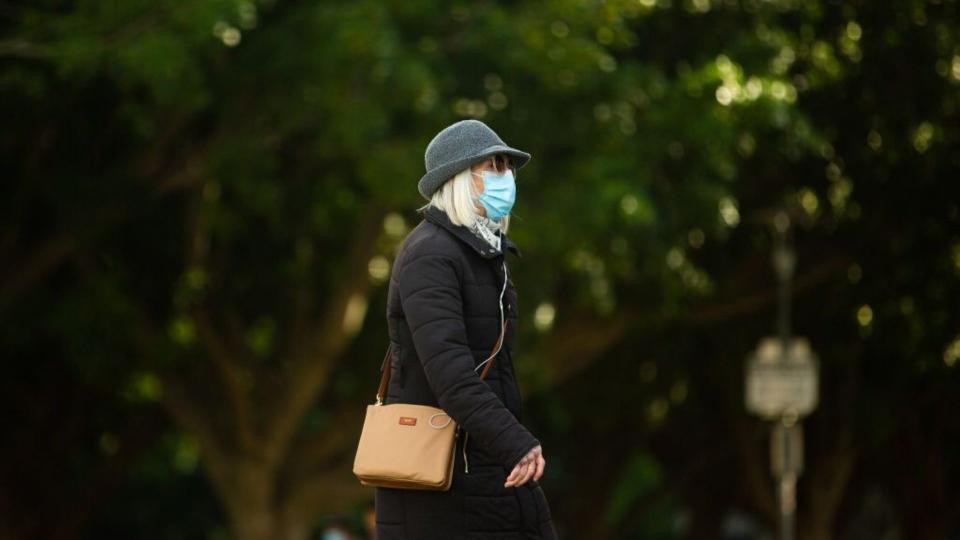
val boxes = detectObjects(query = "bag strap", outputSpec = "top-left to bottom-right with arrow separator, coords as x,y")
375,319 -> 507,406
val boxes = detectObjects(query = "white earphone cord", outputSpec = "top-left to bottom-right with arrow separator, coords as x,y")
464,259 -> 508,474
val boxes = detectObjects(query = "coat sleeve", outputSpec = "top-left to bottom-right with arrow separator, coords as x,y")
397,250 -> 540,470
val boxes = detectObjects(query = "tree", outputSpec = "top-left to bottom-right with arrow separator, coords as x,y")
2,0 -> 958,538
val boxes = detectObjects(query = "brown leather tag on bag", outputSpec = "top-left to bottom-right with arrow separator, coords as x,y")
398,417 -> 417,426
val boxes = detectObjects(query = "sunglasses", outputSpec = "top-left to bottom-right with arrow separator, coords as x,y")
486,154 -> 515,174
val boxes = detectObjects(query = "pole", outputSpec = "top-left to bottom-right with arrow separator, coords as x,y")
772,415 -> 800,540
772,211 -> 798,540
772,211 -> 794,351
779,472 -> 796,540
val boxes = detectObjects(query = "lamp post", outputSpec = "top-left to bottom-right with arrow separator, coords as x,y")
745,211 -> 819,540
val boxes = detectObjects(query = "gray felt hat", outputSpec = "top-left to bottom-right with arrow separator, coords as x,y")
419,119 -> 531,200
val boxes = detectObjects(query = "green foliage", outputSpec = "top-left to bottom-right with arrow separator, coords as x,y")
3,0 -> 959,538
603,452 -> 663,527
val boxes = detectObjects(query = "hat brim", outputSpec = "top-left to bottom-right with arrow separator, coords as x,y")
418,144 -> 531,200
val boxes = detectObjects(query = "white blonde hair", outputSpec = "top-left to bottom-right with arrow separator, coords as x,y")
419,167 -> 511,234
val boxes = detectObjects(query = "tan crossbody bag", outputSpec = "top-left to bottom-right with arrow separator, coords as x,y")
352,320 -> 507,491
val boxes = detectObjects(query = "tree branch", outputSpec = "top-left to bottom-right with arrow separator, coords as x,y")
0,121 -> 215,315
125,288 -> 235,487
0,39 -> 47,59
680,256 -> 851,326
534,310 -> 632,390
159,373 -> 229,468
283,405 -> 364,481
0,232 -> 76,312
528,254 -> 850,394
260,205 -> 385,463
192,307 -> 260,458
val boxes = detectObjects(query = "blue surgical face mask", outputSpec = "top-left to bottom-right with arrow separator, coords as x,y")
474,169 -> 516,221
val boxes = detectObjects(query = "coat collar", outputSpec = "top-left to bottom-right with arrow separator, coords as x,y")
422,206 -> 522,259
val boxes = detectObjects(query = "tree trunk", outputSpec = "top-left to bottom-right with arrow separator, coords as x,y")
230,510 -> 309,540
206,458 -> 313,540
800,518 -> 833,540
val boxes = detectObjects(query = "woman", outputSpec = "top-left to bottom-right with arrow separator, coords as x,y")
376,119 -> 558,540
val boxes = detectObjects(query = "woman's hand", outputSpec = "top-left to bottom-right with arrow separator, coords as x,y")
504,445 -> 545,488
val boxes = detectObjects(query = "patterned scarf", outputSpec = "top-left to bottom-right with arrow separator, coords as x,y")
469,215 -> 502,252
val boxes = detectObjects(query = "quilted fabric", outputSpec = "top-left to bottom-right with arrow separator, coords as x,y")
375,205 -> 558,540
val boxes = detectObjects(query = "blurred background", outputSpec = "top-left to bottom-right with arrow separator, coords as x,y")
2,0 -> 959,539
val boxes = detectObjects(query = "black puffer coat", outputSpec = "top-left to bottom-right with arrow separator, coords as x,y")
375,206 -> 558,540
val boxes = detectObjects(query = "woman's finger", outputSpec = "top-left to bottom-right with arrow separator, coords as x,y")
505,447 -> 540,487
505,459 -> 526,487
515,461 -> 535,487
506,460 -> 530,488
504,465 -> 519,487
533,454 -> 546,481
506,463 -> 526,488
523,461 -> 537,485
